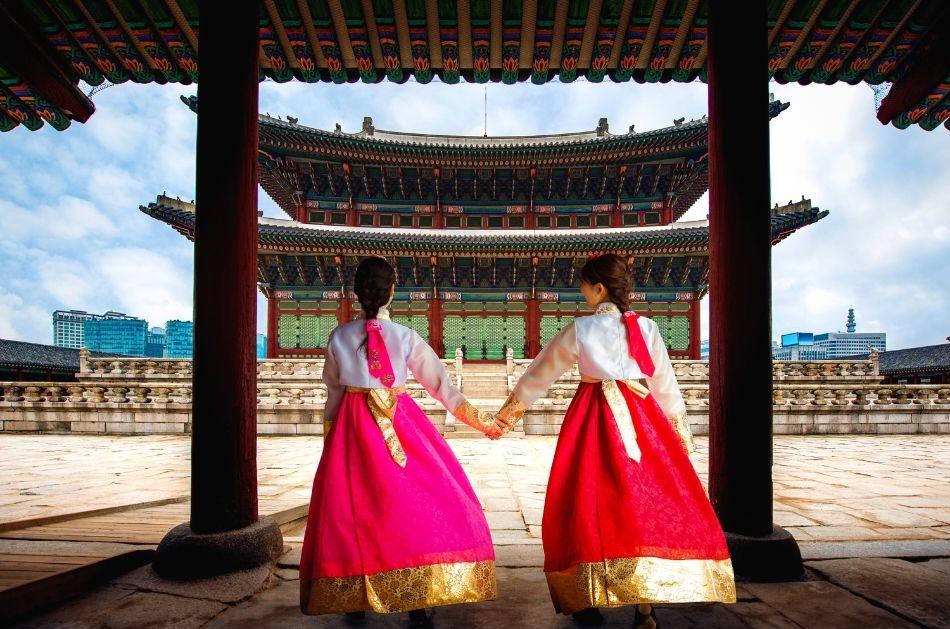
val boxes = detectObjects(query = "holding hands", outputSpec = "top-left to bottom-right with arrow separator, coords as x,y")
451,399 -> 521,440
479,411 -> 513,440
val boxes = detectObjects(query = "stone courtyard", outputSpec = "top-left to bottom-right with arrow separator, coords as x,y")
1,433 -> 948,627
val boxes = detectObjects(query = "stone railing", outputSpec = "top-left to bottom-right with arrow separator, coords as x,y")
2,354 -> 947,437
506,353 -> 883,392
0,353 -> 458,436
521,382 -> 950,436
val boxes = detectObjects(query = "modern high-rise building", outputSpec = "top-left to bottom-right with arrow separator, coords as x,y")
53,310 -> 142,350
165,320 -> 194,358
52,310 -> 95,349
82,313 -> 148,356
256,334 -> 267,359
773,309 -> 885,360
145,326 -> 166,358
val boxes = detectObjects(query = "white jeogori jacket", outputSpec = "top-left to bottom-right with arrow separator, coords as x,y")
498,301 -> 693,451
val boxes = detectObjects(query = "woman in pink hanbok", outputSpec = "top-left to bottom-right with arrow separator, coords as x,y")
299,256 -> 505,626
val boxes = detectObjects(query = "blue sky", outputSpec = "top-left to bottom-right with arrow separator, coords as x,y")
0,78 -> 946,350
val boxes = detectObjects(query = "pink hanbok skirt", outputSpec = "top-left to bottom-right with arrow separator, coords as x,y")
299,390 -> 497,614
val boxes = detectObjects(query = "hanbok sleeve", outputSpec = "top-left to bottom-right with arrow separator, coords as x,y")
322,334 -> 344,424
644,321 -> 695,454
496,321 -> 578,430
406,330 -> 498,436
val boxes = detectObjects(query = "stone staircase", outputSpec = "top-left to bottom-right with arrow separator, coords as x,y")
449,363 -> 511,438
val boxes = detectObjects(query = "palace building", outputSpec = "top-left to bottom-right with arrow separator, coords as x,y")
144,98 -> 827,362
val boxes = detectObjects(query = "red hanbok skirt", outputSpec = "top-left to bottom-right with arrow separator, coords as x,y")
542,381 -> 736,614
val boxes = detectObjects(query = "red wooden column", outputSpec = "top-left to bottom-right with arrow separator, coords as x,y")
525,297 -> 541,358
339,291 -> 353,324
155,2 -> 281,579
266,297 -> 278,358
707,0 -> 801,580
688,298 -> 701,360
428,293 -> 444,357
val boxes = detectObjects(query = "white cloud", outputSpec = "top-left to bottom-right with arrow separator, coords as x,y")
91,247 -> 193,326
0,77 -> 946,351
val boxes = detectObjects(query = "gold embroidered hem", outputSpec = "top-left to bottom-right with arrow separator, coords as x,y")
300,559 -> 497,615
545,556 -> 736,615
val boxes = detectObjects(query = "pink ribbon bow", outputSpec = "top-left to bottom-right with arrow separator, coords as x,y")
622,311 -> 655,377
365,319 -> 396,387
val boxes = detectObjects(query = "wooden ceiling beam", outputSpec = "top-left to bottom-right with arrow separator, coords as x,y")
0,5 -> 94,122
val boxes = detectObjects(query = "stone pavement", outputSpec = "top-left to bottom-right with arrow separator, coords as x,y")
2,434 -> 950,627
2,434 -> 949,545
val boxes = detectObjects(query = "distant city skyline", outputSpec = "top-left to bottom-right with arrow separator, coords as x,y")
50,307 -> 270,359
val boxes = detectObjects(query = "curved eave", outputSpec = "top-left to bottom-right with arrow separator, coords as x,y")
2,1 -> 946,132
140,202 -> 828,258
243,100 -> 789,167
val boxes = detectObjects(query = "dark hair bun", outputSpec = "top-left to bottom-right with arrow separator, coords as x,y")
579,253 -> 631,312
354,256 -> 396,319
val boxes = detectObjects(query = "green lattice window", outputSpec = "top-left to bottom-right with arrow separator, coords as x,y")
442,315 -> 526,359
540,315 -> 574,347
278,314 -> 337,349
654,315 -> 690,351
393,315 -> 429,341
277,314 -> 299,349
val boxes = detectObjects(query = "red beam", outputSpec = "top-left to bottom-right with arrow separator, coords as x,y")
266,297 -> 277,358
689,298 -> 701,360
526,297 -> 541,358
0,5 -> 94,123
428,295 -> 444,357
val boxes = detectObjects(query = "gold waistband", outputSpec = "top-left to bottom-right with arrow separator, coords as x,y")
580,376 -> 648,386
345,384 -> 407,394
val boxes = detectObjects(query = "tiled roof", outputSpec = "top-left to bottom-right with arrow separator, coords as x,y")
878,344 -> 950,374
141,196 -> 828,256
0,339 -> 122,371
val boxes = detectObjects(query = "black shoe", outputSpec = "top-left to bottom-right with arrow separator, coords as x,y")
408,608 -> 432,627
633,604 -> 659,629
343,611 -> 366,625
571,607 -> 604,626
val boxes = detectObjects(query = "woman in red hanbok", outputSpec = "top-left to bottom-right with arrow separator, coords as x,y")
495,253 -> 736,628
299,257 -> 504,626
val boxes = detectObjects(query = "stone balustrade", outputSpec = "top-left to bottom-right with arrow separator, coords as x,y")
507,353 -> 883,390
1,352 -> 947,436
